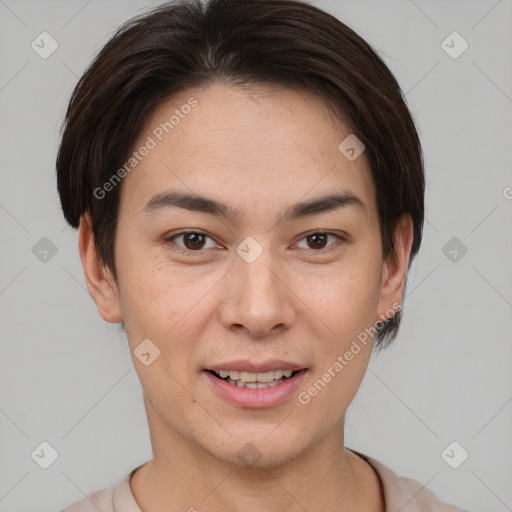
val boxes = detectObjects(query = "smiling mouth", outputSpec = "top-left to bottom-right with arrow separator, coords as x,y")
207,369 -> 300,389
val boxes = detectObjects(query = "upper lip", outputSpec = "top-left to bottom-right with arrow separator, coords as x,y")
206,359 -> 305,373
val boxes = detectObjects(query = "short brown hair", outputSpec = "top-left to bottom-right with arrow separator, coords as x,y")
56,0 -> 425,348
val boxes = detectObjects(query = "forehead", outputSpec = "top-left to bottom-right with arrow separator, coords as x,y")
120,82 -> 375,220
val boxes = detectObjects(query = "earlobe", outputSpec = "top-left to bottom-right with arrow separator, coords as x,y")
78,213 -> 123,324
376,215 -> 414,323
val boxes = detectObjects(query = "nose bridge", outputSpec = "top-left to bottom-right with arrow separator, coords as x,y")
241,251 -> 278,301
237,242 -> 281,312
220,238 -> 295,336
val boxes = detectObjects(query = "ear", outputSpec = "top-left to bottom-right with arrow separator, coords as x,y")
376,214 -> 414,323
78,212 -> 123,323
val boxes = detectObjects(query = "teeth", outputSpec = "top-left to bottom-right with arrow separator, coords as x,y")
214,369 -> 296,383
230,377 -> 284,389
241,371 -> 257,382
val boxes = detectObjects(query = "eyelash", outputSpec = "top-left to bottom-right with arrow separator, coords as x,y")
164,230 -> 347,256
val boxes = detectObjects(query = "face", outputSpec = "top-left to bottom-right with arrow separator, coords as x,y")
81,82 -> 410,468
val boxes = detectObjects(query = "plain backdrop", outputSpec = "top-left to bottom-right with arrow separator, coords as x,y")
0,1 -> 511,511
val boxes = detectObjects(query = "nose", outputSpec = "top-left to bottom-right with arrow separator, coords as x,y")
218,249 -> 296,338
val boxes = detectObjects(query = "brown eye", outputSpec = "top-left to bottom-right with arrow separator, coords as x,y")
167,231 -> 218,253
306,233 -> 329,249
295,232 -> 343,251
182,233 -> 206,250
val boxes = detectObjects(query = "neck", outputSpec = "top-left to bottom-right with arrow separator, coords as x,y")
130,398 -> 383,512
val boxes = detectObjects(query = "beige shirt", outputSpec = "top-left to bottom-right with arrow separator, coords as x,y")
61,451 -> 469,512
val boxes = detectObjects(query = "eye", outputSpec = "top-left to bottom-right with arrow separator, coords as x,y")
165,230 -> 346,255
294,231 -> 346,251
166,231 -> 220,253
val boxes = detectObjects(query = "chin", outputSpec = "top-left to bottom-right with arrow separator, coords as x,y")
200,429 -> 310,469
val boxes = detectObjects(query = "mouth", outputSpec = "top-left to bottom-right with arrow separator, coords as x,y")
204,364 -> 307,408
207,369 -> 300,389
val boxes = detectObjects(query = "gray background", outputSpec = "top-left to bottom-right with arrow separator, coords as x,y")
0,0 -> 511,511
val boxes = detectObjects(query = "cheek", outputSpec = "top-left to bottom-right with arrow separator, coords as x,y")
114,242 -> 179,338
115,246 -> 220,361
293,259 -> 382,340
295,272 -> 378,419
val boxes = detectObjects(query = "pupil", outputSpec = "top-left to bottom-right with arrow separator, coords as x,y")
184,233 -> 205,250
308,233 -> 327,249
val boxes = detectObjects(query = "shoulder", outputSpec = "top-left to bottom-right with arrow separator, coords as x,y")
60,484 -> 115,512
60,467 -> 142,512
351,450 -> 470,512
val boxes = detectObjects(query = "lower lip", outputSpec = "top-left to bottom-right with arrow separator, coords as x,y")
204,370 -> 307,408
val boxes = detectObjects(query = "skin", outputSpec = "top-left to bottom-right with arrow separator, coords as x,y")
79,82 -> 413,511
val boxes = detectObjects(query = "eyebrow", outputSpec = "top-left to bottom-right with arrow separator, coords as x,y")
143,189 -> 367,221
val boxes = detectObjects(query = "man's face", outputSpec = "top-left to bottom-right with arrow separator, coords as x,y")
103,82 -> 401,466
